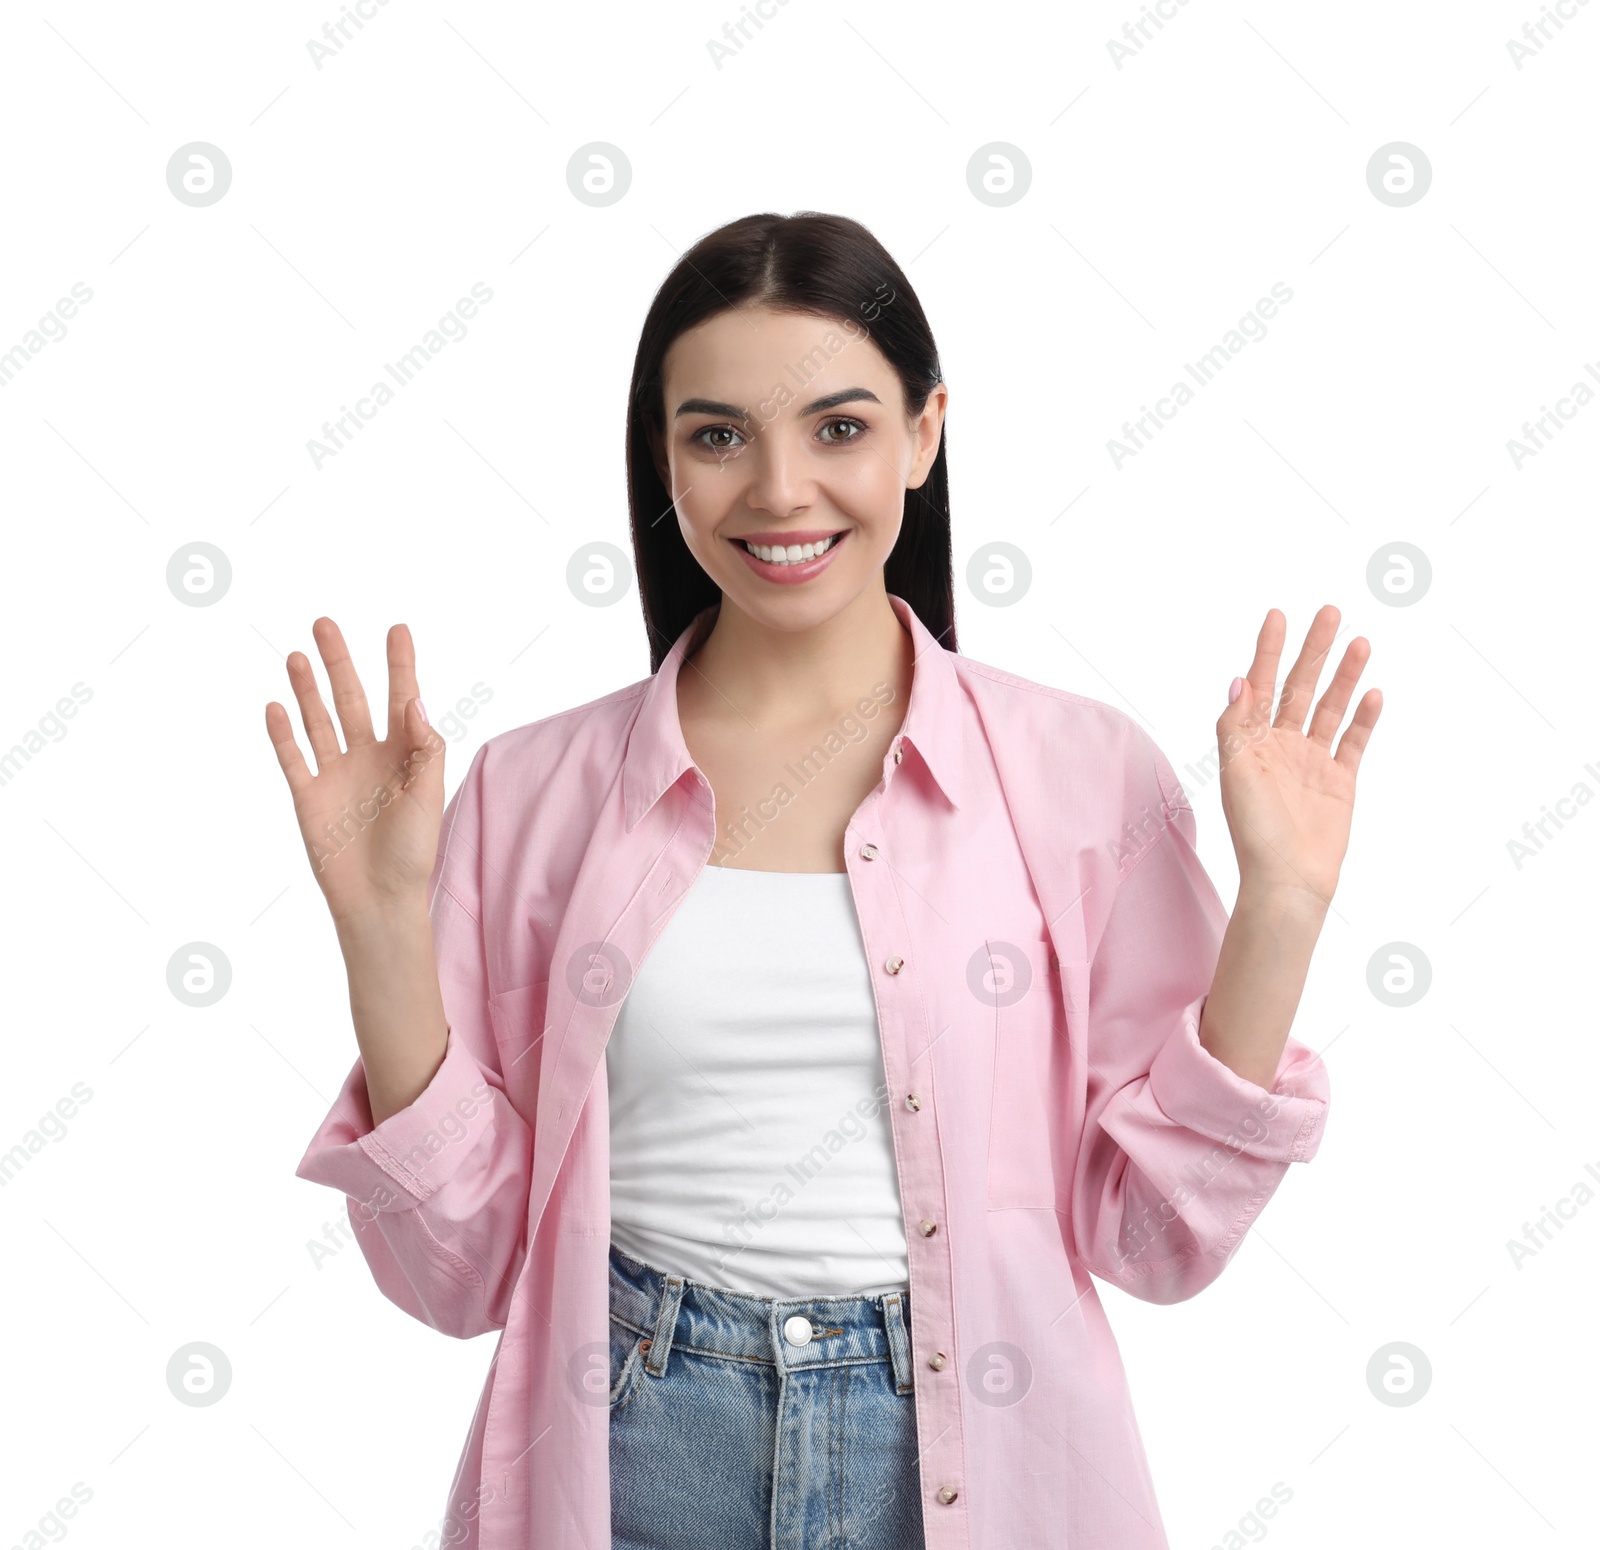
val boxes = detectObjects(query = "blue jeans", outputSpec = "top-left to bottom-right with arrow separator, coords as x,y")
607,1241 -> 928,1550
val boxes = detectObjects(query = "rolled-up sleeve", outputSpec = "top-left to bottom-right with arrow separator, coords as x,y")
1070,731 -> 1330,1305
294,743 -> 533,1339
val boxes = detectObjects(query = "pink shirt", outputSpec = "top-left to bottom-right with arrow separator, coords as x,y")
295,592 -> 1330,1549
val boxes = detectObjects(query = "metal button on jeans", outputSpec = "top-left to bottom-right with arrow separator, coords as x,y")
782,1314 -> 814,1346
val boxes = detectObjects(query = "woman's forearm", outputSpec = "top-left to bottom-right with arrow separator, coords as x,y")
334,896 -> 450,1128
1196,880 -> 1330,1092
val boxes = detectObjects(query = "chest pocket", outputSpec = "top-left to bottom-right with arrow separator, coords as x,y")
983,936 -> 1068,1210
487,979 -> 551,1118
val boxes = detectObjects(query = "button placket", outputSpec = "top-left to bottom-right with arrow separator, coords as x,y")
847,826 -> 962,1515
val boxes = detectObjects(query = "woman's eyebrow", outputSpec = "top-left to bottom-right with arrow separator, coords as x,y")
674,387 -> 883,421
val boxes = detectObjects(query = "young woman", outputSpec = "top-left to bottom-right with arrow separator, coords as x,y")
276,212 -> 1381,1550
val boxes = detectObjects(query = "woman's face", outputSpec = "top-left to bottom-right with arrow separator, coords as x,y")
652,305 -> 946,633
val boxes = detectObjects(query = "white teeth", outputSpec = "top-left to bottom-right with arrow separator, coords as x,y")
742,534 -> 839,565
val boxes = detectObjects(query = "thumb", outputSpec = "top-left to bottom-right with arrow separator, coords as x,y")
1218,672 -> 1258,746
400,696 -> 445,789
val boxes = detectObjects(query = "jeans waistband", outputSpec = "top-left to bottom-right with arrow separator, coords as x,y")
608,1241 -> 916,1395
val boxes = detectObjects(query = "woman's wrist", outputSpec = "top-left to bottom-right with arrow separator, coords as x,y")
332,889 -> 434,948
332,893 -> 450,1126
1234,871 -> 1334,925
1198,879 -> 1330,1090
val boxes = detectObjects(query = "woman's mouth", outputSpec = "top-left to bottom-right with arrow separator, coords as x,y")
728,529 -> 849,584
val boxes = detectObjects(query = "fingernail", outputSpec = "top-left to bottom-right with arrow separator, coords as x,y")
416,698 -> 429,724
1228,676 -> 1243,705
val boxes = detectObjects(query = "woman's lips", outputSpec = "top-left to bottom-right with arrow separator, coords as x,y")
728,529 -> 848,585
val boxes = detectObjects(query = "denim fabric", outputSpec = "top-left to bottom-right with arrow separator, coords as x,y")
607,1241 -> 927,1550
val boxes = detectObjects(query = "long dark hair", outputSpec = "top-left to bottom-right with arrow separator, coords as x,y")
625,211 -> 955,673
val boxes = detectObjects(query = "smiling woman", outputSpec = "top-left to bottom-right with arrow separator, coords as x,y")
282,210 -> 1379,1550
645,299 -> 947,871
626,225 -> 948,678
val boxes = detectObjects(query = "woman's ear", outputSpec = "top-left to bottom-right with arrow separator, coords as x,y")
906,382 -> 948,491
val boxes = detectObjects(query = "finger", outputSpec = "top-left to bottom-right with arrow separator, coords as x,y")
286,645 -> 343,772
264,700 -> 315,798
1333,687 -> 1383,777
312,616 -> 377,750
1242,607 -> 1287,714
1272,603 -> 1342,733
1306,636 -> 1371,750
385,623 -> 421,746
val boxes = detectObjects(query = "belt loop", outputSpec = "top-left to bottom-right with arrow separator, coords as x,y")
643,1272 -> 685,1378
880,1291 -> 914,1394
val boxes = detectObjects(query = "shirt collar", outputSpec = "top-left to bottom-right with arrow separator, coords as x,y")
623,592 -> 965,832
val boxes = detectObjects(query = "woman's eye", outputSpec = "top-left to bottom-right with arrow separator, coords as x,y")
818,417 -> 866,445
691,425 -> 744,452
692,418 -> 864,451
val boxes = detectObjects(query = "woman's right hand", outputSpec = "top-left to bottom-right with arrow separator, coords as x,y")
265,618 -> 446,927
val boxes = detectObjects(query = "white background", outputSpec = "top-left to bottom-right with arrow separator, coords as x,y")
1,2 -> 1593,1547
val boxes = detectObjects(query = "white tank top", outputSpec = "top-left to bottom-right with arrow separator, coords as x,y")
606,863 -> 911,1297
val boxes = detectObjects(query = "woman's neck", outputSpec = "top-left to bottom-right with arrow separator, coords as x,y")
680,587 -> 913,730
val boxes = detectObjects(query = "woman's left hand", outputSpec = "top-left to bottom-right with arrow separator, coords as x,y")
1216,604 -> 1382,906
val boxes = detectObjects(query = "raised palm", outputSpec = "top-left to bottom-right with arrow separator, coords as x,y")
264,619 -> 445,924
1215,604 -> 1382,906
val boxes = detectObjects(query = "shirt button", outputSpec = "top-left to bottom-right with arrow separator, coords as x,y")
937,1486 -> 959,1504
893,746 -> 904,765
860,843 -> 879,860
928,1352 -> 948,1370
885,956 -> 905,975
905,1093 -> 921,1111
919,1219 -> 938,1237
782,1315 -> 814,1346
